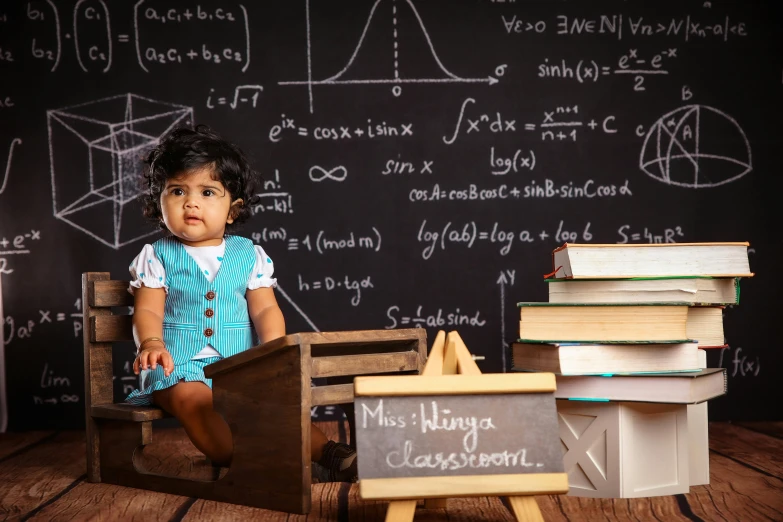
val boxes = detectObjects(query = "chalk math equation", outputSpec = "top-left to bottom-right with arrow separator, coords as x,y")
251,227 -> 382,255
501,13 -> 748,42
443,99 -> 618,144
8,1 -> 250,73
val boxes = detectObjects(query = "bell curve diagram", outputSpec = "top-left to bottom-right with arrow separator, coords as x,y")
279,0 -> 502,113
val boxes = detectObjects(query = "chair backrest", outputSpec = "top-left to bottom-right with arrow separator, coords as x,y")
82,272 -> 134,408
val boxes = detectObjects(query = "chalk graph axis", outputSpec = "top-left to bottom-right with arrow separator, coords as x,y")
639,104 -> 752,188
47,94 -> 193,249
279,0 -> 498,113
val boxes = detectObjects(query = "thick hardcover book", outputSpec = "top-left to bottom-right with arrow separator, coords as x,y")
517,302 -> 690,342
687,306 -> 725,348
549,242 -> 753,279
546,276 -> 740,305
545,368 -> 727,403
511,341 -> 701,375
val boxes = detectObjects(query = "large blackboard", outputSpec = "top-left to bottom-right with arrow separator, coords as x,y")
0,1 -> 781,431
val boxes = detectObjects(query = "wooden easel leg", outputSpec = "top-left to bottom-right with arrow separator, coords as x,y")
423,498 -> 447,509
385,500 -> 417,522
506,496 -> 543,522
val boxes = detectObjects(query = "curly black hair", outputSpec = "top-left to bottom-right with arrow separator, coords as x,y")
141,124 -> 260,231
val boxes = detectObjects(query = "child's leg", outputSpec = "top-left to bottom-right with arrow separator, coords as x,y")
310,423 -> 329,462
152,382 -> 355,478
153,381 -> 233,466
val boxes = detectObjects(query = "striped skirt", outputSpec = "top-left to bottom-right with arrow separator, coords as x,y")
124,356 -> 223,406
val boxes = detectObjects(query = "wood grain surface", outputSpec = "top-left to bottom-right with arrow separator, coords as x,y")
0,422 -> 780,521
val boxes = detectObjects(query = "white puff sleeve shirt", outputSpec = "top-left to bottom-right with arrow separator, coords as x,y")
128,240 -> 277,293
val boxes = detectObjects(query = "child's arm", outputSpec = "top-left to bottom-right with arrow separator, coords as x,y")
247,287 -> 285,344
132,286 -> 174,376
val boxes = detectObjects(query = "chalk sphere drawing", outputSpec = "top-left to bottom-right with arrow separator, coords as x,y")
639,104 -> 752,188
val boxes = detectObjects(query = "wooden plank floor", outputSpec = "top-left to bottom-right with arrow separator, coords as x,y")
0,422 -> 780,521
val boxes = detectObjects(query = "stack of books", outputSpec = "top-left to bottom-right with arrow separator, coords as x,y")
511,242 -> 753,498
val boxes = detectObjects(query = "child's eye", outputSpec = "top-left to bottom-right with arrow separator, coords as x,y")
202,189 -> 214,197
171,188 -> 184,196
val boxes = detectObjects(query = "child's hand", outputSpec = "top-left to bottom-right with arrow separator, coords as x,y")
134,346 -> 174,377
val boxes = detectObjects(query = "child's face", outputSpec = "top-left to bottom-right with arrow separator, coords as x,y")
160,166 -> 241,247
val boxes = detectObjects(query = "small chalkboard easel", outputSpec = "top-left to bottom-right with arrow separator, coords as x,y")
354,331 -> 569,522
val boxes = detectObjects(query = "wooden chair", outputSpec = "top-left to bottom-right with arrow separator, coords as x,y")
82,272 -> 427,513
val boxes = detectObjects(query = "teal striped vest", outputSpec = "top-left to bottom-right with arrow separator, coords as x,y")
152,235 -> 256,365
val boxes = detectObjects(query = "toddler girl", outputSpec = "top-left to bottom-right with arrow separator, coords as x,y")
125,125 -> 356,482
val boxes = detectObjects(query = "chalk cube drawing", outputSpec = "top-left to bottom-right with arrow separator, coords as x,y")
557,400 -> 689,498
47,94 -> 193,249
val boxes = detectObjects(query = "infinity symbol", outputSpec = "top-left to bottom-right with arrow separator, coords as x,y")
309,165 -> 347,183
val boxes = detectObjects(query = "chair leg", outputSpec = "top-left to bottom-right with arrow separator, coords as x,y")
97,419 -> 153,482
85,416 -> 102,482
